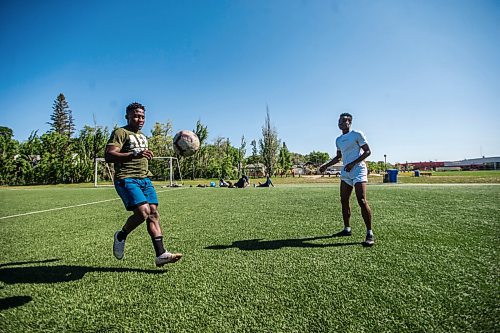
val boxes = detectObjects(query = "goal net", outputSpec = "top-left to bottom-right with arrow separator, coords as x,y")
94,157 -> 183,187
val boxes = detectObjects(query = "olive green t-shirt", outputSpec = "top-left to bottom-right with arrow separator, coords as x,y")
106,126 -> 153,179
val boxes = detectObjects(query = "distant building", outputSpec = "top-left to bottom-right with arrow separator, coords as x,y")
291,164 -> 315,176
244,163 -> 266,178
399,157 -> 500,171
444,157 -> 500,170
399,161 -> 444,171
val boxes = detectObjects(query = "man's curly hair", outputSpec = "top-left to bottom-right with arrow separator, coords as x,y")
339,112 -> 352,121
126,102 -> 146,114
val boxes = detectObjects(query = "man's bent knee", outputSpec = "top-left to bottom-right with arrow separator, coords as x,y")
135,204 -> 151,220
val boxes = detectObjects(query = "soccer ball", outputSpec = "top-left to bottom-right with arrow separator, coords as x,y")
173,130 -> 200,157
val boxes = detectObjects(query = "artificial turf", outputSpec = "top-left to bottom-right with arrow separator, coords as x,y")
0,184 -> 498,332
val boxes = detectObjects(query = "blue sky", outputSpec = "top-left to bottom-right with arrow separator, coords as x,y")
1,0 -> 499,163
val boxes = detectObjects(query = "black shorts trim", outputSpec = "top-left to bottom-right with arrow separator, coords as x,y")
126,201 -> 148,211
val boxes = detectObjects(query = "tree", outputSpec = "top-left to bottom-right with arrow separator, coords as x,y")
0,126 -> 18,185
237,135 -> 246,177
48,93 -> 74,137
290,152 -> 306,165
276,142 -> 292,177
366,160 -> 393,173
246,139 -> 261,165
72,125 -> 110,183
16,131 -> 42,185
258,107 -> 280,176
194,120 -> 208,146
306,151 -> 330,166
148,121 -> 174,181
36,132 -> 73,184
190,120 -> 208,179
0,126 -> 13,138
68,108 -> 76,137
220,138 -> 236,179
251,139 -> 258,157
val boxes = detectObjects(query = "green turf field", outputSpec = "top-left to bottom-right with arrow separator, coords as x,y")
0,184 -> 498,332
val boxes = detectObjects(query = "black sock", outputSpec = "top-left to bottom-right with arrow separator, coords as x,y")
117,229 -> 128,242
152,236 -> 166,257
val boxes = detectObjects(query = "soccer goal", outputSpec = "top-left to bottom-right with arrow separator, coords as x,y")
94,157 -> 183,187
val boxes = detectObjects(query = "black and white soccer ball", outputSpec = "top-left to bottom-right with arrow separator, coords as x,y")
173,130 -> 200,157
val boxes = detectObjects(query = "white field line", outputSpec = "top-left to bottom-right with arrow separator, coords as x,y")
0,188 -> 184,221
0,198 -> 120,220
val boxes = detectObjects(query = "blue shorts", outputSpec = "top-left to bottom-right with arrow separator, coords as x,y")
114,178 -> 158,211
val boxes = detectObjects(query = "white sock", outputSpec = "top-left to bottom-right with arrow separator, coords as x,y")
345,227 -> 351,232
367,229 -> 373,236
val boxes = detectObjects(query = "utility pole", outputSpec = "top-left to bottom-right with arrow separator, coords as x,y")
383,154 -> 388,183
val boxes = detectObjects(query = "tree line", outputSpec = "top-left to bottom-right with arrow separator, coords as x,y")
0,94 -> 391,186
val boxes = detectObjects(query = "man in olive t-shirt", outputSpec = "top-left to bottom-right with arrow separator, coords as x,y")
107,126 -> 153,179
105,102 -> 182,267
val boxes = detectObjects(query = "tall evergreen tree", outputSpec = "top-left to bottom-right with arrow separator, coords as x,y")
48,93 -> 74,137
238,135 -> 246,177
251,140 -> 258,157
259,106 -> 280,176
277,142 -> 292,177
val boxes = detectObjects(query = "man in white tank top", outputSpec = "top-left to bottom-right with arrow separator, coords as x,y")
319,113 -> 374,246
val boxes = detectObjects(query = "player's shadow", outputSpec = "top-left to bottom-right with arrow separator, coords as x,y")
0,259 -> 164,285
205,234 -> 361,251
0,296 -> 32,311
0,259 -> 165,311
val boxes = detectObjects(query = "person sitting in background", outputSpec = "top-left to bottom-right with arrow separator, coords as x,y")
228,175 -> 249,188
257,174 -> 274,187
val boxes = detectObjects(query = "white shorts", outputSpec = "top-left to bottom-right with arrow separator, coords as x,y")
340,164 -> 368,187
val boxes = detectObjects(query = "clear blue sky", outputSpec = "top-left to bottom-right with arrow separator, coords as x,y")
1,0 -> 499,163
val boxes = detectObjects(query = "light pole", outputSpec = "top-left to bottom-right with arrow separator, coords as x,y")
383,154 -> 388,183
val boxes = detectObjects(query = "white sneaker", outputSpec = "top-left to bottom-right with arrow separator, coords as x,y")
113,231 -> 125,260
155,252 -> 183,267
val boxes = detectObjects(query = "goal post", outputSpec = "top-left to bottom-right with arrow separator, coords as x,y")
94,157 -> 183,187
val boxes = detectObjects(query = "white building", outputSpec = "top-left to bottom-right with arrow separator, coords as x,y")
444,157 -> 500,170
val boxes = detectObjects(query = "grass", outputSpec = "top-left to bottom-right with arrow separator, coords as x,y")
0,183 -> 499,332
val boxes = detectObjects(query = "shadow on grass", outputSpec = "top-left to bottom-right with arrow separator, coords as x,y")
205,234 -> 361,251
0,296 -> 32,311
0,259 -> 166,311
0,259 -> 165,285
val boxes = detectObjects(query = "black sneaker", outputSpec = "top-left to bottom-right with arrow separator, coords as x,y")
363,234 -> 375,246
334,229 -> 352,237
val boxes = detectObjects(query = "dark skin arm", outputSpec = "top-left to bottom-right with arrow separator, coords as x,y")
319,150 -> 342,173
319,143 -> 371,173
105,145 -> 154,163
